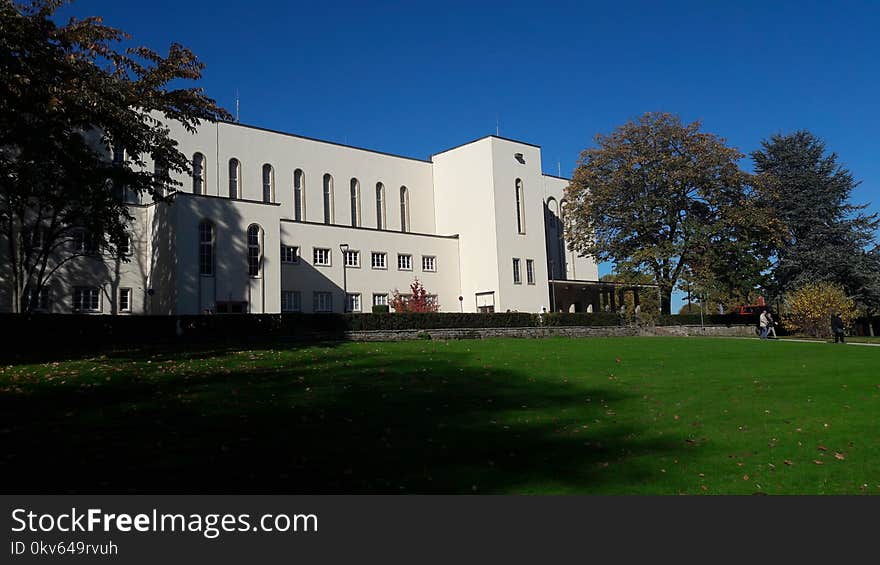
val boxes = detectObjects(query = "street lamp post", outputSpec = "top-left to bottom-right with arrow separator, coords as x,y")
339,243 -> 349,313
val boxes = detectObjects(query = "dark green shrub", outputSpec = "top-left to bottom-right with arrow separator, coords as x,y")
372,305 -> 390,314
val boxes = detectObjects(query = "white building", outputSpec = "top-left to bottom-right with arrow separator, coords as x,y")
3,119 -> 623,315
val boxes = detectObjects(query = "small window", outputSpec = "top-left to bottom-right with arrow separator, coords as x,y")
376,183 -> 385,229
228,158 -> 241,199
513,258 -> 522,284
282,290 -> 302,312
294,169 -> 305,221
313,291 -> 333,313
313,247 -> 331,267
323,174 -> 334,224
371,252 -> 387,269
281,245 -> 299,264
73,230 -> 98,254
421,256 -> 436,272
193,153 -> 206,194
119,288 -> 132,312
397,254 -> 412,271
344,250 -> 360,268
73,287 -> 101,312
350,178 -> 361,227
262,164 -> 274,203
24,287 -> 49,311
372,293 -> 388,306
247,224 -> 262,277
118,234 -> 131,257
346,293 -> 362,313
399,186 -> 410,232
515,178 -> 526,234
154,159 -> 169,196
526,259 -> 535,285
199,220 -> 214,276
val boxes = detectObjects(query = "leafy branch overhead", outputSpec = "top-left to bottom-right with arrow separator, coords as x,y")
564,112 -> 777,314
1,0 -> 231,313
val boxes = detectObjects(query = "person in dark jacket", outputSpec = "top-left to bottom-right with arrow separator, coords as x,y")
831,312 -> 846,343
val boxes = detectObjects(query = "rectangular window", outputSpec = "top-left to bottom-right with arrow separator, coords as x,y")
371,252 -> 387,269
24,287 -> 49,311
313,291 -> 333,312
372,293 -> 388,306
513,258 -> 522,284
398,254 -> 412,271
199,222 -> 214,276
346,293 -> 362,312
282,290 -> 302,312
73,287 -> 101,312
118,234 -> 130,257
313,248 -> 331,267
344,250 -> 360,268
73,230 -> 97,254
526,259 -> 535,285
421,255 -> 436,272
281,245 -> 299,264
119,288 -> 132,312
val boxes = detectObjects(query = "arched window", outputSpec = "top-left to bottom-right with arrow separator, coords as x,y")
247,224 -> 262,278
192,153 -> 206,195
228,158 -> 240,199
294,169 -> 305,221
399,186 -> 410,233
323,174 -> 334,224
515,178 -> 525,234
198,220 -> 214,276
376,182 -> 385,229
262,164 -> 274,203
350,178 -> 361,227
546,198 -> 564,279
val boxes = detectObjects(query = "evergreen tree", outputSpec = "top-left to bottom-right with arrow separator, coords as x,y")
752,131 -> 879,308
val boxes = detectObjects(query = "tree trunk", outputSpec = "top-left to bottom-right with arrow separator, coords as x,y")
660,287 -> 672,315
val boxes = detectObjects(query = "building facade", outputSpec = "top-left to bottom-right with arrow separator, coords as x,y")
2,119 -> 607,315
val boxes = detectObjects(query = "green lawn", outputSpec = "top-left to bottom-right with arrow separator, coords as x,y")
1,337 -> 878,494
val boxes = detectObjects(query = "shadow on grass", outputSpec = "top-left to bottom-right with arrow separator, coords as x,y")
0,344 -> 683,493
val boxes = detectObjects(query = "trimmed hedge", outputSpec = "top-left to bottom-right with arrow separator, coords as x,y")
0,311 -> 766,357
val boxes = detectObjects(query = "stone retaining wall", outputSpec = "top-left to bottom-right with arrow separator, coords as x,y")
341,325 -> 756,342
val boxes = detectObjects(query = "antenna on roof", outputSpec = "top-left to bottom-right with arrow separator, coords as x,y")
235,89 -> 240,123
558,160 -> 561,177
496,115 -> 500,136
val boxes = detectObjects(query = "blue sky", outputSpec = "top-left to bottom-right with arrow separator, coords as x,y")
58,0 -> 880,311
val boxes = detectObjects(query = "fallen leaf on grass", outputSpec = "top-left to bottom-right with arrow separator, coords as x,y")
784,460 -> 793,466
818,445 -> 828,451
834,452 -> 846,460
813,460 -> 824,465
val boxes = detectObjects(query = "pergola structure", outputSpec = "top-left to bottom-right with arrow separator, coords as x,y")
548,279 -> 658,313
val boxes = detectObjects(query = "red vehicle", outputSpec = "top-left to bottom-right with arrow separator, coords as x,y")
731,296 -> 766,316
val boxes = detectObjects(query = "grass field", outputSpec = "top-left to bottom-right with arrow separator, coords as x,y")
1,336 -> 878,494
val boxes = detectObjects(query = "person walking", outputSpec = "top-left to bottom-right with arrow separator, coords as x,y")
759,309 -> 771,339
766,311 -> 778,339
831,312 -> 846,344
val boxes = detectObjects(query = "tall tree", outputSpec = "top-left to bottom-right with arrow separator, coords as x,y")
0,0 -> 230,312
752,131 -> 879,306
565,112 -> 774,314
